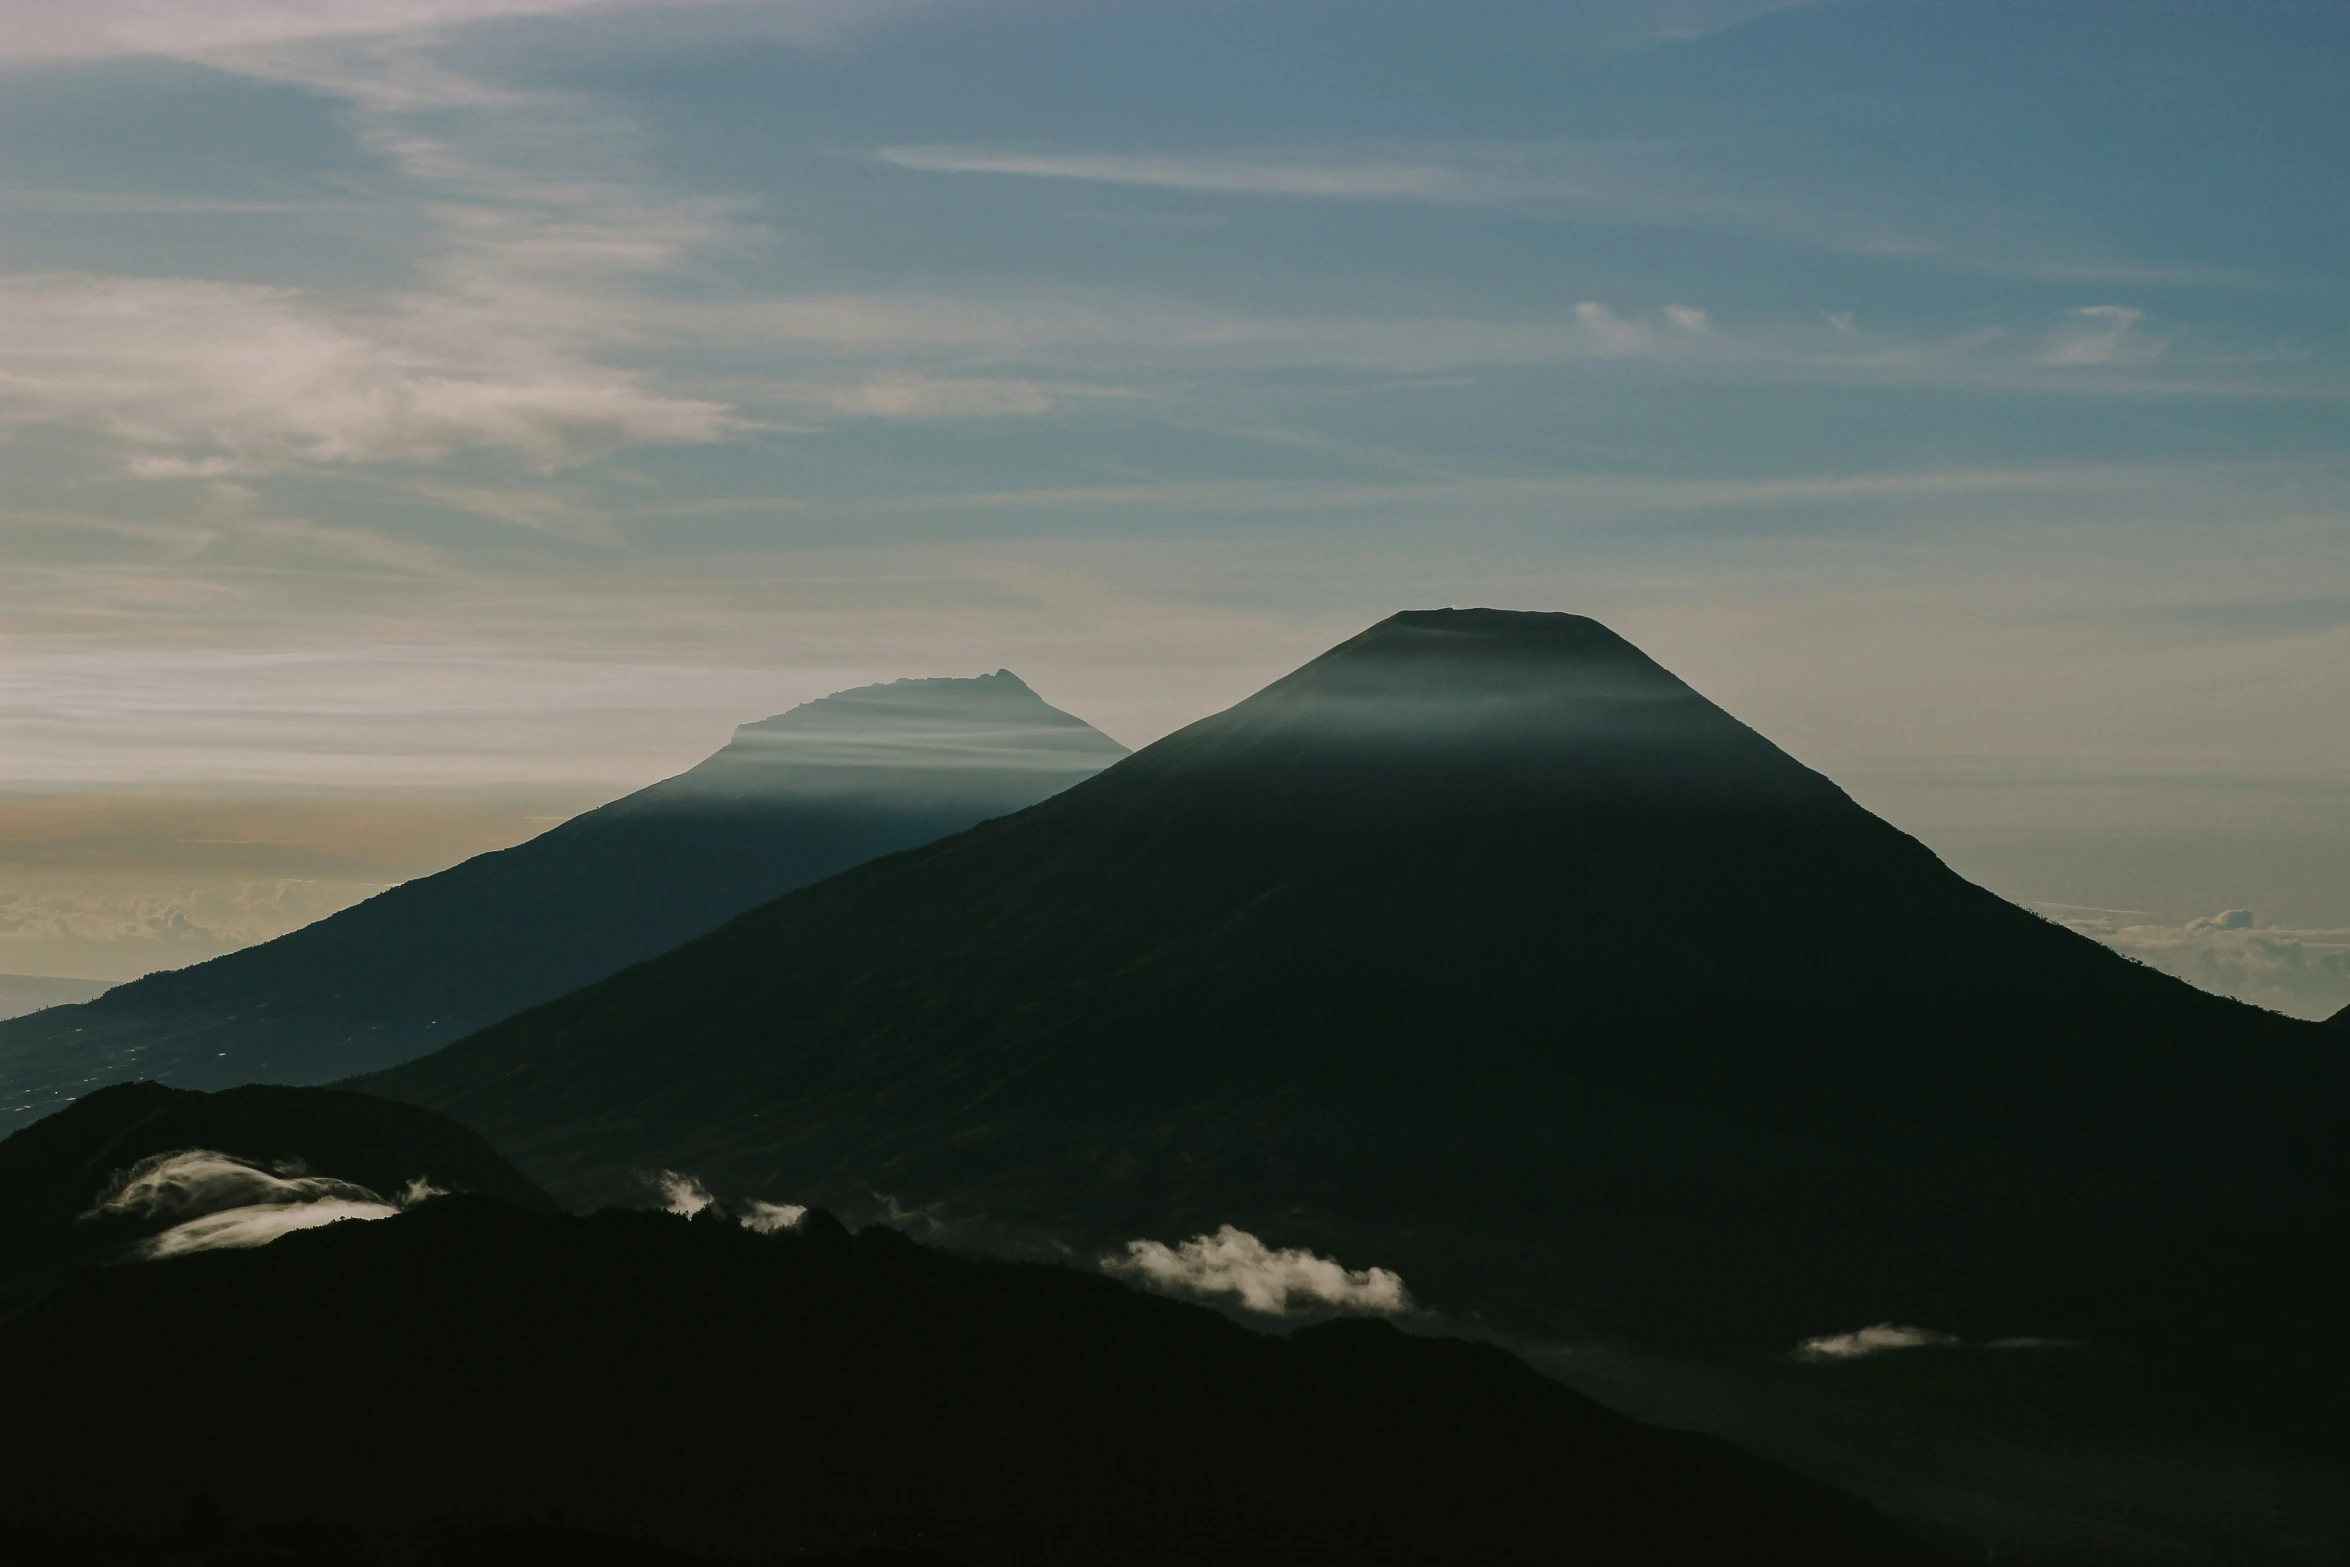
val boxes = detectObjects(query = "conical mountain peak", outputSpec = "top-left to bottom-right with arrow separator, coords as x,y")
1120,608 -> 1836,808
671,670 -> 1128,797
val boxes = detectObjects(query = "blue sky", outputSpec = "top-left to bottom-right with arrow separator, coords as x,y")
0,0 -> 2344,1008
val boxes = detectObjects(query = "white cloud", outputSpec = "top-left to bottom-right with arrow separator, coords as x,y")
1102,1225 -> 1412,1316
90,1148 -> 381,1222
0,18 -> 743,481
1793,1323 -> 1959,1362
739,1199 -> 807,1234
0,880 -> 373,956
642,1174 -> 804,1232
876,144 -> 2242,289
2049,906 -> 2350,1021
823,375 -> 1055,420
0,1 -> 673,62
877,147 -> 1545,205
81,1147 -> 448,1258
2043,305 -> 2159,367
647,1169 -> 714,1216
1573,301 -> 1653,355
0,270 -> 733,475
142,1196 -> 402,1256
1664,304 -> 1711,333
1638,0 -> 1824,43
0,0 -> 911,64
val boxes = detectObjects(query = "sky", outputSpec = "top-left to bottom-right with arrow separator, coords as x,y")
0,0 -> 2344,1013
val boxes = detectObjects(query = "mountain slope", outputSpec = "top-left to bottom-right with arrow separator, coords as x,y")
361,611 -> 2344,1374
0,1194 -> 1943,1566
0,975 -> 110,1024
0,672 -> 1124,1130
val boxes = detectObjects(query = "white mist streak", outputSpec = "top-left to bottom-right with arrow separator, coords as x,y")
83,1148 -> 437,1258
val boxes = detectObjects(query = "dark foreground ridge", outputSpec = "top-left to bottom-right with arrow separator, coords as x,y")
0,672 -> 1124,1128
0,1080 -> 555,1291
0,1193 -> 1943,1567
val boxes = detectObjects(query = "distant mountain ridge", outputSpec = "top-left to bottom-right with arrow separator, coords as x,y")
0,975 -> 109,1025
0,672 -> 1124,1130
361,611 -> 2344,1395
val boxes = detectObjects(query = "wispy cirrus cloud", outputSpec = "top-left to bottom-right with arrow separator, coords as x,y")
0,0 -> 1823,65
84,1147 -> 412,1259
822,374 -> 1057,420
876,143 -> 2259,289
2041,304 -> 2162,367
0,18 -> 743,478
0,271 -> 733,475
878,147 -> 1561,205
0,0 -> 686,63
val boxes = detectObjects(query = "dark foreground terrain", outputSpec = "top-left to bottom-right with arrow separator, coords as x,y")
0,1196 -> 1942,1567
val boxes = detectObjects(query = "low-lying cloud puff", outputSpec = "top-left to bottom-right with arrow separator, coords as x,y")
647,1170 -> 716,1216
142,1197 -> 403,1258
642,1171 -> 808,1233
91,1149 -> 386,1224
1793,1323 -> 1960,1362
739,1199 -> 808,1234
83,1148 -> 431,1259
1102,1225 -> 1412,1316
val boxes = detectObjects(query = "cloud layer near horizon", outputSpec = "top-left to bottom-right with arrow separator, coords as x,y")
2051,907 -> 2350,1021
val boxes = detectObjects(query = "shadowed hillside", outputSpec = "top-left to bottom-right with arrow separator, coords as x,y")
0,673 -> 1124,1129
0,1193 -> 1943,1567
358,612 -> 2344,1422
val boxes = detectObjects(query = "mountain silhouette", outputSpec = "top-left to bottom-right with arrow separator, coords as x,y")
0,1192 -> 1943,1566
359,611 -> 2344,1427
0,975 -> 110,1024
0,673 -> 1124,1131
0,1080 -> 554,1292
